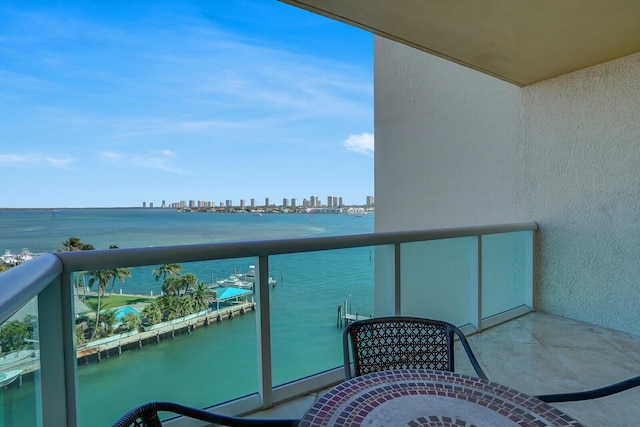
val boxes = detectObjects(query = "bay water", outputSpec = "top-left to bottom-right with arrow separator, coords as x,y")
0,209 -> 374,426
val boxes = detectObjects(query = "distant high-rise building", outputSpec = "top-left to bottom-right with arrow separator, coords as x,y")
282,198 -> 289,207
226,200 -> 232,207
338,197 -> 343,206
189,200 -> 196,208
150,202 -> 154,208
303,198 -> 310,207
366,195 -> 375,206
162,200 -> 166,208
310,195 -> 319,207
265,197 -> 270,207
291,198 -> 297,207
142,202 -> 147,208
240,199 -> 245,208
251,198 -> 256,208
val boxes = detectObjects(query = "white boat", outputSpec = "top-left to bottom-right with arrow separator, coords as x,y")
1,249 -> 35,266
215,266 -> 276,289
0,349 -> 37,370
1,250 -> 18,266
0,369 -> 22,388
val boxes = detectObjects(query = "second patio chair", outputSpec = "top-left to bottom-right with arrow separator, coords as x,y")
343,316 -> 487,380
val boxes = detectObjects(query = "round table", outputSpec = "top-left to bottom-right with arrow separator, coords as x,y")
300,369 -> 585,427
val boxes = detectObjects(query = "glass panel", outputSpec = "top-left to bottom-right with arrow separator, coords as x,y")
400,237 -> 478,326
0,296 -> 39,427
482,231 -> 531,318
75,260 -> 258,425
270,247 -> 375,386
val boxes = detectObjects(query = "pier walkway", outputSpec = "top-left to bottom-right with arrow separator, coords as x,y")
3,302 -> 256,384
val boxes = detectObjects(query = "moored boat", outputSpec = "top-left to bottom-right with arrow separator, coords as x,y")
0,369 -> 22,388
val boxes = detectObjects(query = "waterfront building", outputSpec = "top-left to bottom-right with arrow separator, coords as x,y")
225,200 -> 232,208
366,195 -> 374,206
162,200 -> 166,208
291,198 -> 297,207
282,198 -> 288,207
142,202 -> 147,208
149,202 -> 154,208
310,195 -> 319,207
251,198 -> 256,208
265,197 -> 270,207
240,199 -> 245,208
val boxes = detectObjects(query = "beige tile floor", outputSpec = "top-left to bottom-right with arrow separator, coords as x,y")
260,311 -> 640,427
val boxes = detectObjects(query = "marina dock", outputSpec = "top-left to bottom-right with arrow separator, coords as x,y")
1,302 -> 256,385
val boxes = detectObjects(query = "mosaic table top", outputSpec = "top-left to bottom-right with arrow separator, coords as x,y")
300,369 -> 585,427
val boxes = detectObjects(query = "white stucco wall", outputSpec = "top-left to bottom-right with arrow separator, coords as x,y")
375,36 -> 640,334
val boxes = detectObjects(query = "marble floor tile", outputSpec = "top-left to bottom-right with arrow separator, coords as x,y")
263,311 -> 640,426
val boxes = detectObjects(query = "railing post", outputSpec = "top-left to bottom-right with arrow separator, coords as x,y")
254,256 -> 273,409
38,272 -> 78,427
394,243 -> 401,316
476,235 -> 483,332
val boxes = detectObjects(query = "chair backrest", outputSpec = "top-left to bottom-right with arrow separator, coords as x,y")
342,316 -> 487,380
112,401 -> 300,427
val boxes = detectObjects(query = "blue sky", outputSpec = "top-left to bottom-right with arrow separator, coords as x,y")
0,1 -> 373,208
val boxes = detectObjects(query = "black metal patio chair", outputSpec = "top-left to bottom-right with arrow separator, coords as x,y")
343,316 -> 488,380
535,375 -> 640,403
112,401 -> 300,427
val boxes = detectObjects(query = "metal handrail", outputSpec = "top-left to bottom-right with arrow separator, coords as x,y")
0,254 -> 63,324
0,222 -> 537,325
55,222 -> 537,271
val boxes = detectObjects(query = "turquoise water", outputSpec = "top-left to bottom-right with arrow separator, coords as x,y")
0,209 -> 374,426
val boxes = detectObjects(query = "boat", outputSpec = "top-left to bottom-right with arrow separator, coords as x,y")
215,266 -> 276,289
1,250 -> 18,266
0,349 -> 37,370
1,249 -> 35,266
0,369 -> 22,388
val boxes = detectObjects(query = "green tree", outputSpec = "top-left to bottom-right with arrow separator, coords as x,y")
152,263 -> 183,282
190,282 -> 216,312
120,312 -> 141,332
88,269 -> 112,340
179,273 -> 197,296
98,310 -> 117,337
142,302 -> 162,325
59,237 -> 95,252
0,316 -> 35,353
161,275 -> 182,296
108,267 -> 132,296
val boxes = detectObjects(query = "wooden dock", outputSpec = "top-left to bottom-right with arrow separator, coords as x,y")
2,302 -> 256,385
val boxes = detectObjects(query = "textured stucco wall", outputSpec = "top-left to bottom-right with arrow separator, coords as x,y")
375,36 -> 640,334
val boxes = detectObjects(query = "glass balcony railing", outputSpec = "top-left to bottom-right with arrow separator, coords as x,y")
0,222 -> 536,427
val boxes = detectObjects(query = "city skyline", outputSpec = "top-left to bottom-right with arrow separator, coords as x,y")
0,1 -> 373,208
144,193 -> 374,209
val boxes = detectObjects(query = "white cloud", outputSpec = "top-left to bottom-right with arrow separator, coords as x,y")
100,151 -> 122,161
0,153 -> 40,166
46,156 -> 75,167
100,149 -> 185,174
343,133 -> 374,157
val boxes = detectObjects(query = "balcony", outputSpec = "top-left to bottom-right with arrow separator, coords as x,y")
3,222 -> 635,426
260,311 -> 640,426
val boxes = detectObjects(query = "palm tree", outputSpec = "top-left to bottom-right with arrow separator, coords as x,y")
88,269 -> 112,340
190,282 -> 216,312
161,275 -> 182,296
59,237 -> 95,252
152,263 -> 183,282
179,273 -> 197,296
108,267 -> 132,296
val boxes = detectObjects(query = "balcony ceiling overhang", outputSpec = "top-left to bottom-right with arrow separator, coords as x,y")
280,0 -> 640,86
